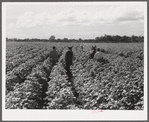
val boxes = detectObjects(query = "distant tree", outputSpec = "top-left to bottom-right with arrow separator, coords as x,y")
112,35 -> 121,42
24,38 -> 29,42
56,38 -> 61,42
131,35 -> 137,42
79,38 -> 82,41
63,38 -> 69,42
6,35 -> 143,43
49,35 -> 56,41
95,37 -> 100,41
107,35 -> 114,42
95,37 -> 102,43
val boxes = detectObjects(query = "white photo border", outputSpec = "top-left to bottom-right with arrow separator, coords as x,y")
2,1 -> 148,121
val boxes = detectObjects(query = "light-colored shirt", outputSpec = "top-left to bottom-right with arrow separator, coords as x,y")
94,51 -> 103,60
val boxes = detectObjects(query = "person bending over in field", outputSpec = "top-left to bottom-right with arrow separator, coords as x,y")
65,46 -> 74,80
89,46 -> 96,59
50,46 -> 58,66
80,45 -> 83,51
94,48 -> 103,63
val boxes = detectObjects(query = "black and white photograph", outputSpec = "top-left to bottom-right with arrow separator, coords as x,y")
2,1 -> 147,121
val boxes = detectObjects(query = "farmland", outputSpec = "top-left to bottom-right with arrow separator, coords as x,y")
5,42 -> 144,110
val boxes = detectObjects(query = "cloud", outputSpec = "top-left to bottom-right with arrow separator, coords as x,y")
16,12 -> 51,28
16,12 -> 33,27
116,11 -> 143,22
15,5 -> 144,28
114,5 -> 144,23
54,5 -> 144,27
91,5 -> 144,25
50,8 -> 91,26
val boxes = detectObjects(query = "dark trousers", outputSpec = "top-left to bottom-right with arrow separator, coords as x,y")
65,64 -> 72,81
51,59 -> 57,66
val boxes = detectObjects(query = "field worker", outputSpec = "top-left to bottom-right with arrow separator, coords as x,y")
80,45 -> 83,51
65,46 -> 74,80
89,46 -> 96,59
50,46 -> 58,66
94,48 -> 103,62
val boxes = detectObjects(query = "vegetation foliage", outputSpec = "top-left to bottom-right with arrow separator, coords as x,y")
5,42 -> 144,110
6,34 -> 144,43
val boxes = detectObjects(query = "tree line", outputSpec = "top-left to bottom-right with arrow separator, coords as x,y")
6,35 -> 144,43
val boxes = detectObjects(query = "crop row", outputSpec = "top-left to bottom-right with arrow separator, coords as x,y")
6,44 -> 34,59
6,50 -> 51,94
6,48 -> 48,72
6,46 -> 40,62
5,57 -> 53,109
70,48 -> 144,110
5,44 -> 144,109
46,62 -> 76,109
98,46 -> 144,60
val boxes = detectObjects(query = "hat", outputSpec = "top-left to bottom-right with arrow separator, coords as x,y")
97,48 -> 100,51
68,46 -> 73,49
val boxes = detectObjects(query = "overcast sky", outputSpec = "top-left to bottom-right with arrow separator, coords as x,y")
4,2 -> 145,39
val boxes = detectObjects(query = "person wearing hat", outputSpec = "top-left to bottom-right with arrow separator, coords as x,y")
94,48 -> 103,62
50,46 -> 58,66
65,46 -> 74,80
